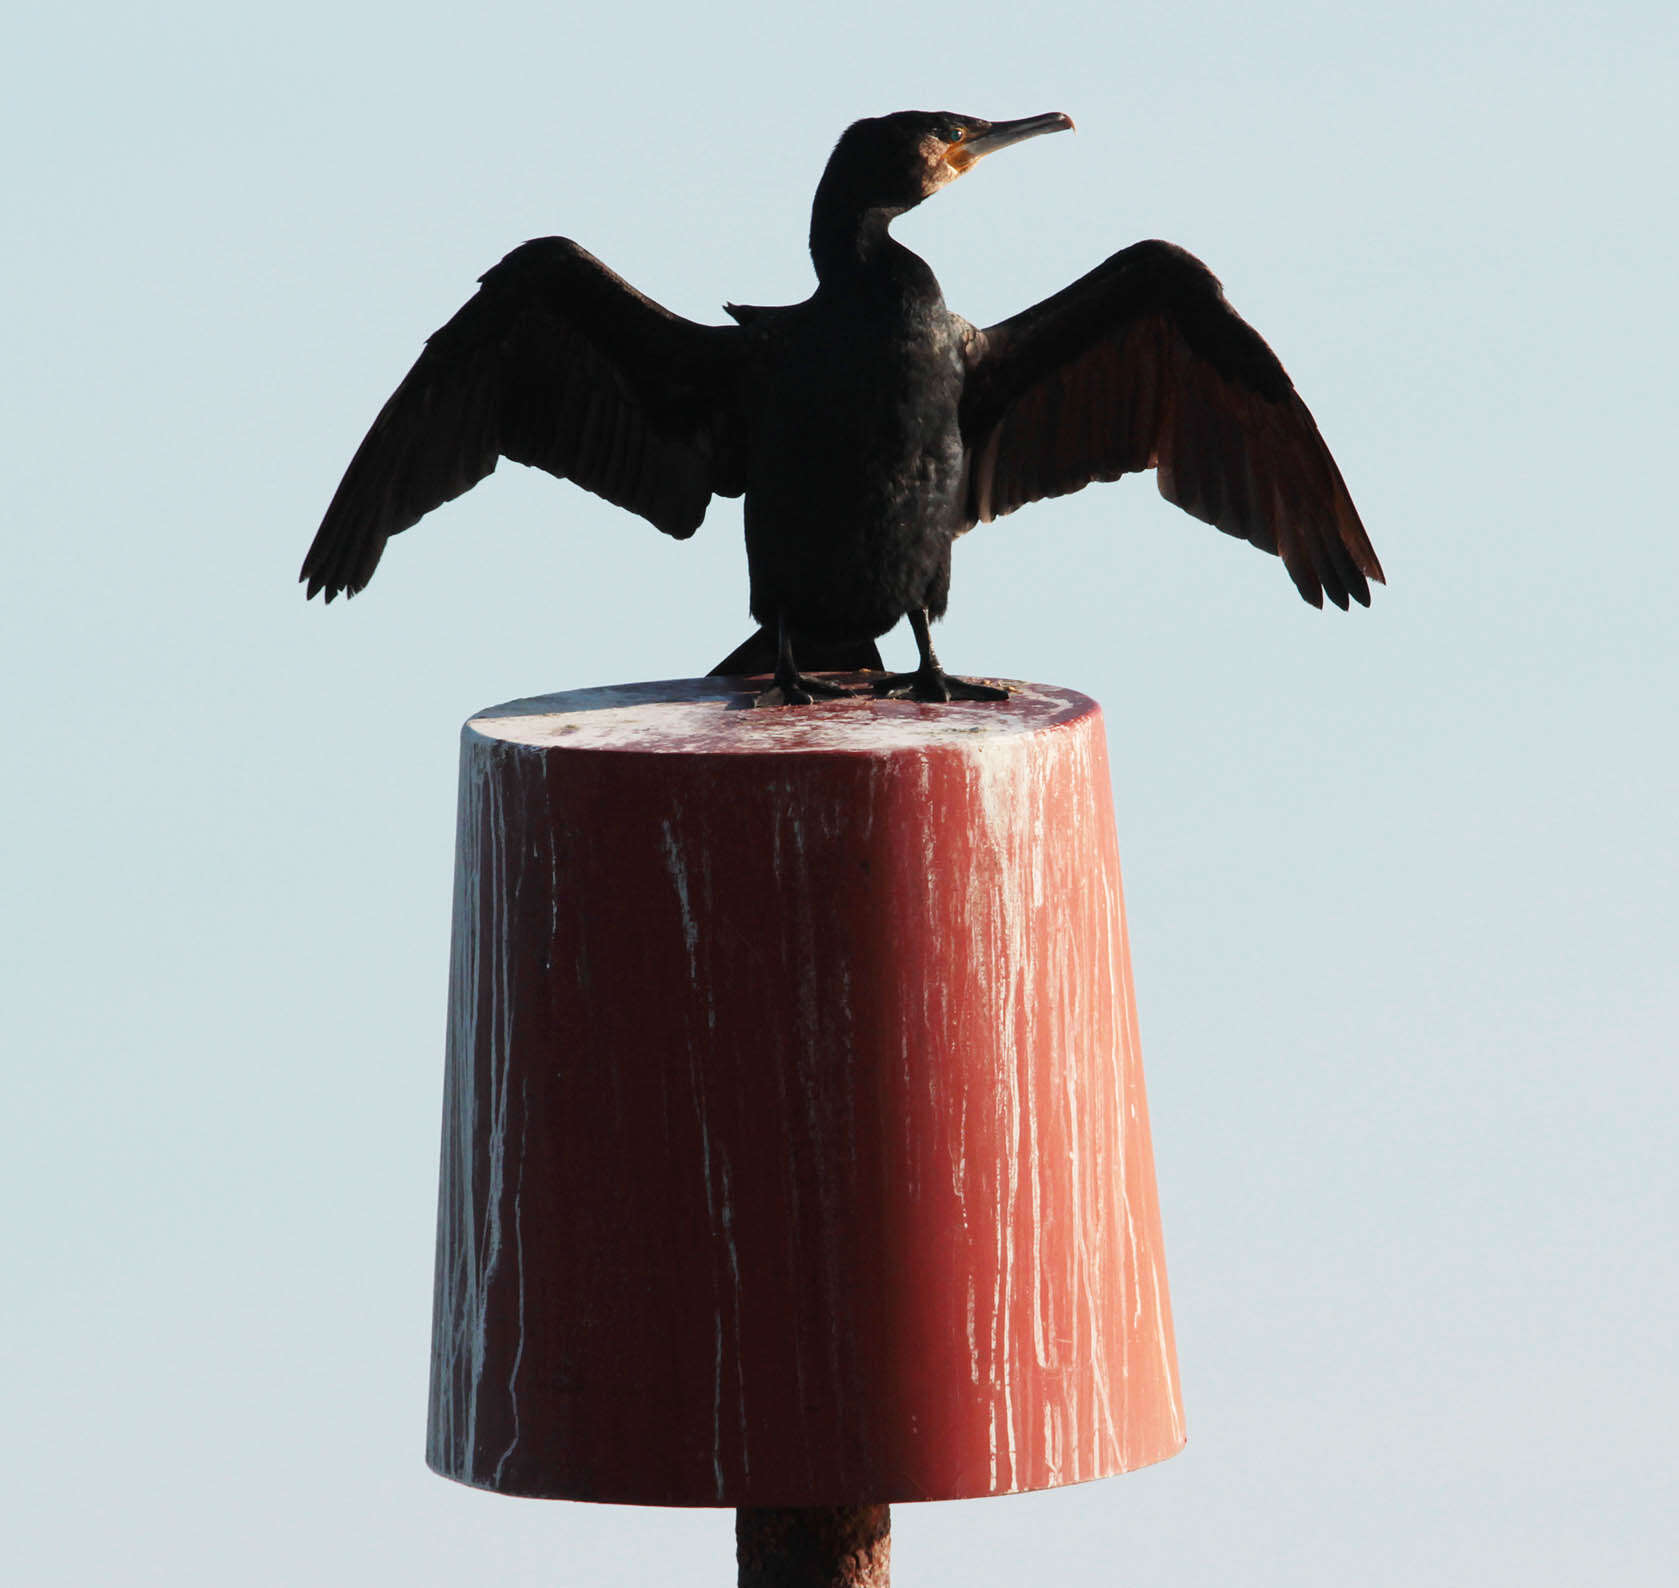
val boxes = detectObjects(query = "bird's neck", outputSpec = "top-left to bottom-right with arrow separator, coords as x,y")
809,195 -> 940,306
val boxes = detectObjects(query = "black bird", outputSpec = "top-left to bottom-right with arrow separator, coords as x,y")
302,111 -> 1382,705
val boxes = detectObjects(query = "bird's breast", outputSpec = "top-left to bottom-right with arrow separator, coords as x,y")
740,306 -> 970,636
751,312 -> 965,516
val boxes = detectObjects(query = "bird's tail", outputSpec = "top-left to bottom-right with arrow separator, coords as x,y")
708,627 -> 885,678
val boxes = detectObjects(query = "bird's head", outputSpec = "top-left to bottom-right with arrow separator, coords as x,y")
817,110 -> 1075,219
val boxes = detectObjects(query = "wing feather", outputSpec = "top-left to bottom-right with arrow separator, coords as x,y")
301,238 -> 746,601
961,240 -> 1383,608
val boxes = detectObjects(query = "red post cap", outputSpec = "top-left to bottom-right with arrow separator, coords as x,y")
427,678 -> 1184,1506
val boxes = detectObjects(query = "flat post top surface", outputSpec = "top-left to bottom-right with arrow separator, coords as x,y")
467,676 -> 1097,757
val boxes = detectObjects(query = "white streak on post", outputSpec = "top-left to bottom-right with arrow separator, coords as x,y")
492,1073 -> 529,1486
660,817 -> 700,984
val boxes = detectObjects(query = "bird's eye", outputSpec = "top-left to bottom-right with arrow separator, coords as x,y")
943,124 -> 967,144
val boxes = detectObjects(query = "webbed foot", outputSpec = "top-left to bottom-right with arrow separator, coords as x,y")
754,673 -> 858,708
871,667 -> 1009,704
867,607 -> 1010,704
749,616 -> 870,707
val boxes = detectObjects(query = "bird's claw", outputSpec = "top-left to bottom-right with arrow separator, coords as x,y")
754,673 -> 860,708
871,668 -> 1010,704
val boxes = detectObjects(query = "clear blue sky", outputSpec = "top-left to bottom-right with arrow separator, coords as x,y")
7,2 -> 1674,1583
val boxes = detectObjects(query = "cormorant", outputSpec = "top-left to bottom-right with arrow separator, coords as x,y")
301,111 -> 1383,705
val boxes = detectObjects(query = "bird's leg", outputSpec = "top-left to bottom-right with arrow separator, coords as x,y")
871,609 -> 1010,703
754,615 -> 859,708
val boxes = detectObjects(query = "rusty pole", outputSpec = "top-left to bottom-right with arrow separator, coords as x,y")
736,1506 -> 891,1588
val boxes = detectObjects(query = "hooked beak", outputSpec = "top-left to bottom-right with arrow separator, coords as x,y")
946,111 -> 1075,172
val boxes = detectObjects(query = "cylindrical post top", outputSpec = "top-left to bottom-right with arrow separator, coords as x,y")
429,677 -> 1184,1507
467,674 -> 1098,755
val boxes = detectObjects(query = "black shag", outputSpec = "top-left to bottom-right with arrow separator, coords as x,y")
301,111 -> 1383,705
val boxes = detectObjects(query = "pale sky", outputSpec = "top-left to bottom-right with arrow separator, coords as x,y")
6,2 -> 1675,1583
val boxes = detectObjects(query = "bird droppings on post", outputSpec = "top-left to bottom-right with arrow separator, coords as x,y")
470,678 -> 1070,754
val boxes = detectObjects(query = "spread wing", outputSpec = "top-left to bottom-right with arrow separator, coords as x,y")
301,237 -> 747,601
959,239 -> 1383,609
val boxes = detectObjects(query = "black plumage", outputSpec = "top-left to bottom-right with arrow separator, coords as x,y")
302,110 -> 1383,705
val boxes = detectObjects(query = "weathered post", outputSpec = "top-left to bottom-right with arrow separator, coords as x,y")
426,676 -> 1184,1582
